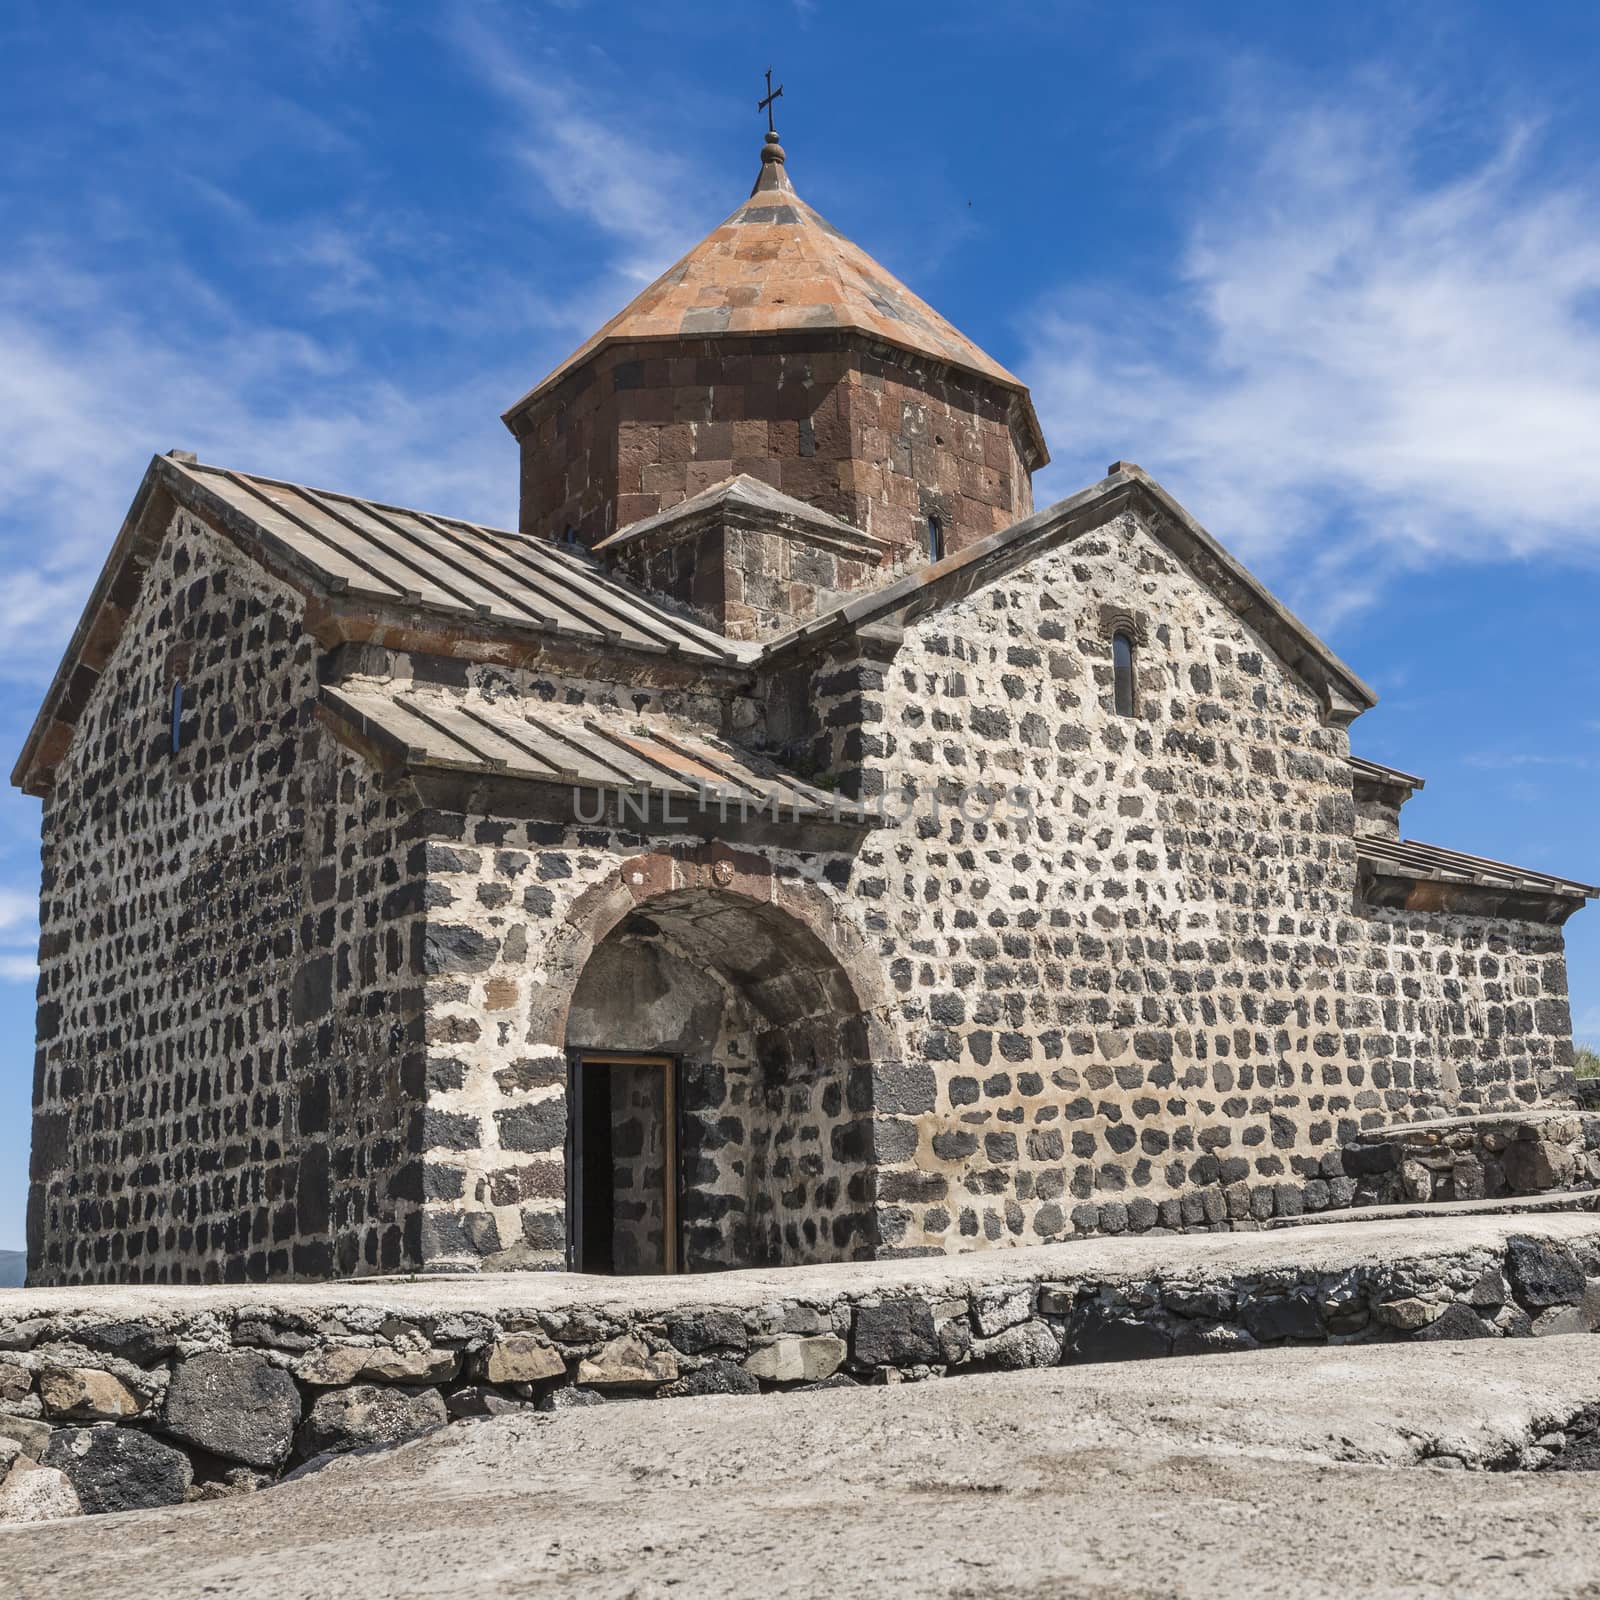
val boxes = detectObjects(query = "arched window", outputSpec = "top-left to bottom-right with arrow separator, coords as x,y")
927,515 -> 944,563
1112,630 -> 1136,718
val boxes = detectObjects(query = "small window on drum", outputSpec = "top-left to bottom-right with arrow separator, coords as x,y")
1112,630 -> 1136,718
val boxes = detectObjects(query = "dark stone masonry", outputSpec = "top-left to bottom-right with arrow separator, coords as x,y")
12,129 -> 1596,1289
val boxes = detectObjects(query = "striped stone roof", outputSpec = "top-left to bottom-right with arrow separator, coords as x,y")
1348,755 -> 1426,792
12,452 -> 754,796
1358,834 -> 1598,899
322,682 -> 847,821
170,459 -> 741,662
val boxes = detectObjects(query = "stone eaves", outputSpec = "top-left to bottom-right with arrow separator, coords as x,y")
1357,833 -> 1598,925
757,462 -> 1380,727
1349,754 -> 1426,804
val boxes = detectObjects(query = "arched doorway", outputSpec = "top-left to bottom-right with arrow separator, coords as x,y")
563,886 -> 879,1274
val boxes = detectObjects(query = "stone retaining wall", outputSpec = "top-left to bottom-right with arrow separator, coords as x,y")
1344,1111 -> 1600,1207
4,1216 -> 1599,1522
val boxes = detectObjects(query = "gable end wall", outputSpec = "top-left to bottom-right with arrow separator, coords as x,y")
28,510 -> 428,1285
787,508 -> 1577,1247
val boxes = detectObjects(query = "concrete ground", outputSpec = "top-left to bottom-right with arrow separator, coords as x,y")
5,1337 -> 1600,1599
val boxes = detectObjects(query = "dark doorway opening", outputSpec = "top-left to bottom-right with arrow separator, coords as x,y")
566,1052 -> 680,1275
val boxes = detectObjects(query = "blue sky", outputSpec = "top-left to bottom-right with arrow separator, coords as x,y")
1,0 -> 1597,1250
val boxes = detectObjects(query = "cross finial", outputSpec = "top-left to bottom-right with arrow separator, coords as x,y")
758,66 -> 783,134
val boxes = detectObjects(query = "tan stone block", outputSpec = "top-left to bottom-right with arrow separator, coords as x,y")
730,456 -> 782,489
653,421 -> 694,465
484,1334 -> 567,1384
731,418 -> 769,457
613,494 -> 657,527
576,1334 -> 678,1389
484,977 -> 520,1012
0,1364 -> 31,1403
640,461 -> 687,499
882,465 -> 917,509
857,424 -> 890,464
741,1335 -> 846,1384
1373,1297 -> 1444,1331
837,459 -> 884,498
982,429 -> 1014,473
295,1345 -> 459,1386
0,1462 -> 81,1523
685,459 -> 734,497
614,435 -> 658,494
38,1366 -> 143,1421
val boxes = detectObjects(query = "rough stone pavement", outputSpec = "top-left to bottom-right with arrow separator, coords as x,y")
4,1337 -> 1600,1599
8,1206 -> 1595,1324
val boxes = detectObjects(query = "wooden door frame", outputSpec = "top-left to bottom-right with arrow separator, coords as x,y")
565,1051 -> 681,1275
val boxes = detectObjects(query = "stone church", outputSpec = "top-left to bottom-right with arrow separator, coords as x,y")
16,127 -> 1596,1286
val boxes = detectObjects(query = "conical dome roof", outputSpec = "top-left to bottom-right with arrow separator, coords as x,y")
504,135 -> 1046,465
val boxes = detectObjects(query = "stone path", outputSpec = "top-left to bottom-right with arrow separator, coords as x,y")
5,1337 -> 1600,1598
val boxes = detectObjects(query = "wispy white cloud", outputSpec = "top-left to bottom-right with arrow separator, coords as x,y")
0,889 -> 36,985
0,249 -> 517,677
0,9 -> 730,686
0,5 -> 734,959
1025,78 -> 1600,629
445,8 -> 718,288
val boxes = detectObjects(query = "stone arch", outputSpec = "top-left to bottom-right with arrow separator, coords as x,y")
544,847 -> 900,1270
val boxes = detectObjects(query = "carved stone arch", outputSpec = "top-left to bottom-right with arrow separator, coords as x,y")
536,843 -> 905,1271
529,843 -> 895,1058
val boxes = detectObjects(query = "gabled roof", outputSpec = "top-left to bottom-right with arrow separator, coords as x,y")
502,138 -> 1048,468
321,681 -> 852,824
757,462 -> 1378,724
13,453 -> 753,797
169,458 -> 741,655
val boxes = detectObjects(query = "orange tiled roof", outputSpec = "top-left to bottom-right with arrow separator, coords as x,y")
504,137 -> 1039,437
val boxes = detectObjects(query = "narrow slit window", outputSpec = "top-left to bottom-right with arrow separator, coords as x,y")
1112,631 -> 1136,718
927,515 -> 943,563
170,681 -> 185,755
